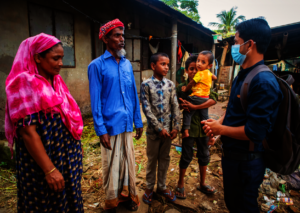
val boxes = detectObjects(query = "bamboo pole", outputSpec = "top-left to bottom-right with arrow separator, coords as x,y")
171,17 -> 177,84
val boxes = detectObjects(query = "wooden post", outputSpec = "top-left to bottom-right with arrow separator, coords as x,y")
170,17 -> 177,84
211,43 -> 216,88
217,41 -> 229,81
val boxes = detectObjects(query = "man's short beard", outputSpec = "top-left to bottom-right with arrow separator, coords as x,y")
115,48 -> 126,58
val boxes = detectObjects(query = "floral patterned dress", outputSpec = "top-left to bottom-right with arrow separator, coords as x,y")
15,112 -> 84,213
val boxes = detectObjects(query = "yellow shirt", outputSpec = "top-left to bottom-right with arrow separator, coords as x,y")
190,69 -> 212,97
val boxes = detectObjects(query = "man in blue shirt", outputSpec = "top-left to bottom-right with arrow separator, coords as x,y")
88,19 -> 143,213
202,19 -> 283,212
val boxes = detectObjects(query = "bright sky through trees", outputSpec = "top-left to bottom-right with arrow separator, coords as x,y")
198,0 -> 300,29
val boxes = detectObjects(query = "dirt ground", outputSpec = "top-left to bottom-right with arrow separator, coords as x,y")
1,101 -> 300,212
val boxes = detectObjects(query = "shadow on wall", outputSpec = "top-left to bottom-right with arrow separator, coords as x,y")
0,70 -> 8,134
0,97 -> 5,134
0,54 -> 14,75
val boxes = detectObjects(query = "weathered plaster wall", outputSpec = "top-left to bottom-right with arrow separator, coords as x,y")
0,0 -> 92,133
0,0 -> 29,133
59,15 -> 92,114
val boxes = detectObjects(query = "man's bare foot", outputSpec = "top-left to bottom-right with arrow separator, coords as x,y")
182,129 -> 189,138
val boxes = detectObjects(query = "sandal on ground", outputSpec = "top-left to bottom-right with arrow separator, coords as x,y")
197,185 -> 217,194
142,191 -> 153,204
122,200 -> 139,211
157,189 -> 177,202
104,208 -> 117,213
175,186 -> 186,199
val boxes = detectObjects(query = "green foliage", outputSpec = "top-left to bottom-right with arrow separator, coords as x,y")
209,7 -> 245,36
0,162 -> 7,167
133,138 -> 137,146
161,0 -> 202,24
137,163 -> 143,174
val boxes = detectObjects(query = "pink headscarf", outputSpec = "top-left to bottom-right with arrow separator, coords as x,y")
5,33 -> 83,156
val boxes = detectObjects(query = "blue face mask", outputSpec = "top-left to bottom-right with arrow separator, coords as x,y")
231,40 -> 254,65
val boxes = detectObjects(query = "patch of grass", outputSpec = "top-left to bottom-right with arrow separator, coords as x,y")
0,167 -> 17,210
137,163 -> 143,174
0,162 -> 7,167
133,138 -> 137,146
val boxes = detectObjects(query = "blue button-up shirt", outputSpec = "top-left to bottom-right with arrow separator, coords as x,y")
88,50 -> 143,136
222,60 -> 283,152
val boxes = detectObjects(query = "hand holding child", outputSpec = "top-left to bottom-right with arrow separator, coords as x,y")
181,86 -> 187,92
179,98 -> 190,112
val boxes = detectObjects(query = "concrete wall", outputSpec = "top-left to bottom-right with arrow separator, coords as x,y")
59,15 -> 92,115
0,0 -> 30,133
0,0 -> 92,133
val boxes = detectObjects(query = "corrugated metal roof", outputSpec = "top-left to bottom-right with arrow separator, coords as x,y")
271,22 -> 300,34
271,22 -> 300,30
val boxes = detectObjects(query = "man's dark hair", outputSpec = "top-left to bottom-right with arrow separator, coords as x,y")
235,18 -> 272,54
199,50 -> 214,64
150,53 -> 169,65
39,42 -> 62,58
185,55 -> 198,70
105,27 -> 124,38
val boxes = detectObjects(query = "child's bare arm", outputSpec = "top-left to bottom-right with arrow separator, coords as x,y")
182,80 -> 196,92
212,74 -> 217,81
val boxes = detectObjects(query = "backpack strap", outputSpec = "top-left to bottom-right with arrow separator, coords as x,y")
240,65 -> 271,151
240,65 -> 294,152
240,65 -> 271,112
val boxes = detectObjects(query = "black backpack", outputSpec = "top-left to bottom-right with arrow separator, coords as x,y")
240,65 -> 300,175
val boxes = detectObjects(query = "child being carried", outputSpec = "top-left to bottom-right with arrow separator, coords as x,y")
181,51 -> 217,138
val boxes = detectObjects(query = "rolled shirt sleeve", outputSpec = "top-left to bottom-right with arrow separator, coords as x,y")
88,62 -> 108,136
244,73 -> 283,145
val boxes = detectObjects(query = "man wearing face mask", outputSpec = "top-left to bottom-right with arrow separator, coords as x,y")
201,18 -> 283,212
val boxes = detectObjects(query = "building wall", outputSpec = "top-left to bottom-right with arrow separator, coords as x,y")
0,0 -> 92,133
0,0 -> 30,133
0,0 -> 213,133
59,15 -> 92,115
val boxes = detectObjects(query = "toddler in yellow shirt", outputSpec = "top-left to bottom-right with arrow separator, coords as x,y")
181,51 -> 217,138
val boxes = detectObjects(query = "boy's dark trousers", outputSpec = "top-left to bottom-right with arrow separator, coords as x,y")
222,151 -> 265,213
183,96 -> 209,129
145,135 -> 172,191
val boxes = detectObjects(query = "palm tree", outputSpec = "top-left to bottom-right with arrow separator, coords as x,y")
209,7 -> 246,35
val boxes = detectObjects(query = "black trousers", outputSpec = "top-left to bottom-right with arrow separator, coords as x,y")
179,137 -> 210,168
182,96 -> 209,129
222,155 -> 265,213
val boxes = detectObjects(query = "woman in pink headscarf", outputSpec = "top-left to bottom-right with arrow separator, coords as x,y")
5,33 -> 84,213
